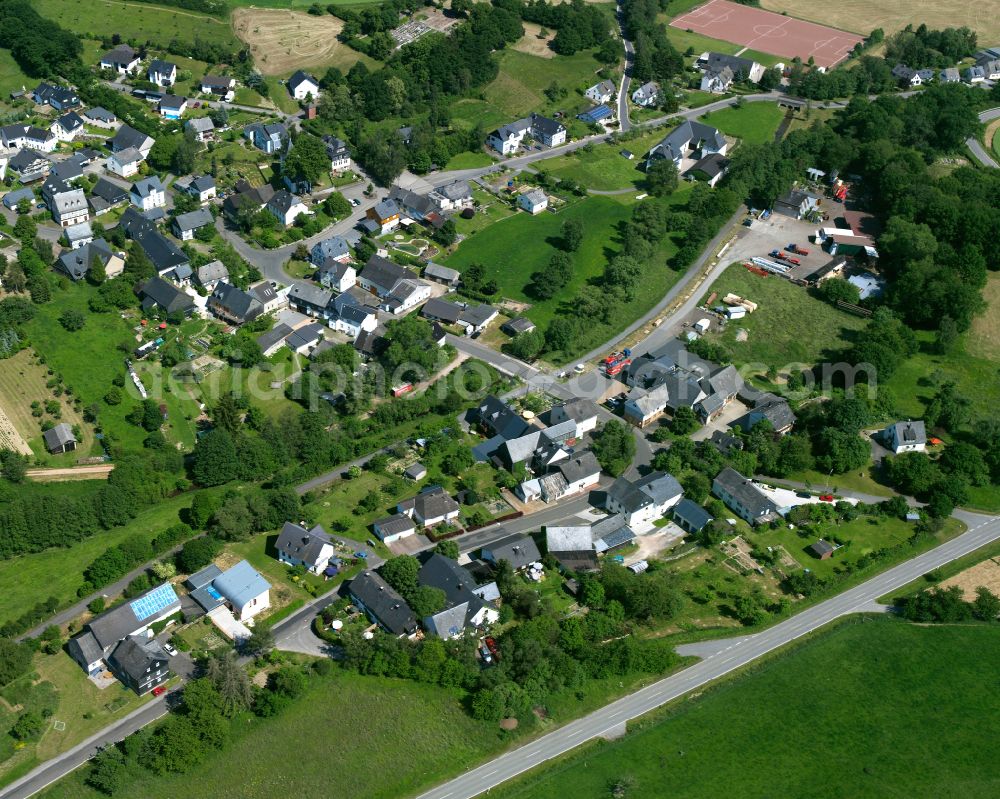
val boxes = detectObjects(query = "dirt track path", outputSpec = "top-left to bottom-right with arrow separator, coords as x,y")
26,464 -> 114,481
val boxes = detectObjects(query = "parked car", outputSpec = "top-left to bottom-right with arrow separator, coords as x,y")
796,491 -> 811,499
819,494 -> 834,502
163,642 -> 178,657
151,685 -> 167,697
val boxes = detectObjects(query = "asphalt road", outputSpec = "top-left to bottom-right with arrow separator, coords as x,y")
615,2 -> 634,132
0,581 -> 344,799
414,511 -> 1000,799
967,106 -> 1000,168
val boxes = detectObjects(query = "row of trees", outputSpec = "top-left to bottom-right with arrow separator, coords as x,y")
0,453 -> 182,560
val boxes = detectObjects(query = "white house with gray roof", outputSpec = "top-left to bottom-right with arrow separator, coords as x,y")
882,420 -> 927,454
631,81 -> 660,107
488,113 -> 566,154
585,79 -> 617,104
647,120 -> 726,171
605,471 -> 682,528
276,521 -> 334,575
213,560 -> 271,621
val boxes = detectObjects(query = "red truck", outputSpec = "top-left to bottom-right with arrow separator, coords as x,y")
786,244 -> 810,255
603,349 -> 632,377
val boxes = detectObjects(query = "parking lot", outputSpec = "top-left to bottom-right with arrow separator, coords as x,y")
725,212 -> 834,282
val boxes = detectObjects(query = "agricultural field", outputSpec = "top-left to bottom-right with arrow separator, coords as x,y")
0,350 -> 93,461
0,489 -> 194,629
232,7 -> 374,76
967,271 -> 1000,362
700,102 -> 785,145
493,619 -> 1000,799
39,671 -> 502,799
760,0 -> 1000,41
33,0 -> 239,52
511,22 -> 557,59
699,263 -> 868,369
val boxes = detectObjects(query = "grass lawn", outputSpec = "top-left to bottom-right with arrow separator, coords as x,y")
264,77 -> 302,115
492,619 -> 1000,799
444,150 -> 497,170
40,670 -> 502,799
0,48 -> 31,105
446,189 -> 697,361
778,467 -> 894,498
0,651 -> 152,788
445,195 -> 633,331
451,48 -> 607,132
454,188 -> 518,236
540,128 -> 668,191
700,102 -> 785,145
882,332 -> 1000,423
0,490 -> 195,628
34,0 -> 239,52
25,282 -> 199,450
700,263 -> 868,368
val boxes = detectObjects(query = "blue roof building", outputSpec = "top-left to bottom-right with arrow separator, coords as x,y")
577,104 -> 614,124
212,560 -> 271,621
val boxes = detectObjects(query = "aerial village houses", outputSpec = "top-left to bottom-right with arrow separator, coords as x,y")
68,582 -> 180,687
882,420 -> 927,454
275,521 -> 335,575
288,70 -> 320,101
201,75 -> 236,101
349,570 -> 419,637
585,79 -> 616,104
646,120 -> 726,172
32,82 -> 80,111
487,113 -> 567,155
604,471 -> 683,528
631,80 -> 660,107
712,467 -> 782,525
99,45 -> 141,75
148,59 -> 177,87
397,486 -> 462,528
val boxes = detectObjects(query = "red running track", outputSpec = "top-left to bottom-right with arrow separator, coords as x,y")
671,0 -> 865,69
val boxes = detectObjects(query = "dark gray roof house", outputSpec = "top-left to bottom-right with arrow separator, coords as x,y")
359,255 -> 411,296
43,422 -> 77,454
134,228 -> 189,276
56,238 -> 116,281
349,571 -> 418,636
275,521 -> 332,571
476,395 -> 529,440
501,317 -> 536,336
208,281 -> 264,325
111,124 -> 154,153
139,277 -> 195,315
108,636 -> 170,695
673,498 -> 713,534
195,260 -> 229,288
481,534 -> 540,570
556,451 -> 601,486
712,467 -> 779,525
647,120 -> 725,167
90,177 -> 129,213
172,208 -> 214,238
310,235 -> 351,265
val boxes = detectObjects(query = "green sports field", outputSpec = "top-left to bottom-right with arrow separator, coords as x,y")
494,618 -> 1000,799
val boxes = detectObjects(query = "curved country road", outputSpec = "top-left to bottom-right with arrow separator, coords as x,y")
414,510 -> 1000,799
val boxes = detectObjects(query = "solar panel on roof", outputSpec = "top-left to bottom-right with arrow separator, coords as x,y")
129,583 -> 178,622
